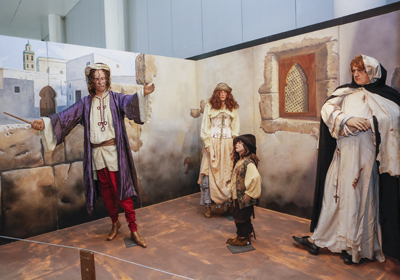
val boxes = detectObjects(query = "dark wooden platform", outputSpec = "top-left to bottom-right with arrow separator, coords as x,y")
0,193 -> 399,279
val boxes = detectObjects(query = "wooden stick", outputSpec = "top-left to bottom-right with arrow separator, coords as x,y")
3,112 -> 32,125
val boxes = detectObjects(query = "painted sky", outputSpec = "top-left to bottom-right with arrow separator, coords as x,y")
0,35 -> 47,70
0,34 -> 138,75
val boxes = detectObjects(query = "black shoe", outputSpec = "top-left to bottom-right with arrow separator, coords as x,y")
340,250 -> 354,265
292,236 -> 320,255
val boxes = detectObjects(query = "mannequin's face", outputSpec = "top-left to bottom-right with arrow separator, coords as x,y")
219,90 -> 227,101
93,70 -> 107,94
235,140 -> 245,154
352,67 -> 370,86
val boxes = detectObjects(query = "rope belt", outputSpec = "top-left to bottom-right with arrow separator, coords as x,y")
91,138 -> 116,148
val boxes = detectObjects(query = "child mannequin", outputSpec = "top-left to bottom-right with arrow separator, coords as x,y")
227,134 -> 261,246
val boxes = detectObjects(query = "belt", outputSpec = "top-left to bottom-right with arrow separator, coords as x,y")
91,138 -> 116,148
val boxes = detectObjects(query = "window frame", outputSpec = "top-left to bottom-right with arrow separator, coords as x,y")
279,53 -> 316,117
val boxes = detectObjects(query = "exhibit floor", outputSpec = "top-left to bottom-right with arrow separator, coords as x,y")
0,193 -> 399,279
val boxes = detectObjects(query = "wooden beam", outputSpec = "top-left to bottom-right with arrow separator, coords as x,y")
80,249 -> 96,280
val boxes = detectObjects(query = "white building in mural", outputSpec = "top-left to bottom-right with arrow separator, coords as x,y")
66,53 -> 134,107
37,57 -> 68,101
0,64 -> 67,110
0,42 -> 69,119
37,57 -> 67,75
1,40 -> 139,114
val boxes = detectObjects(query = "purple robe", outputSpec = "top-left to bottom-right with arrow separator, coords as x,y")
48,91 -> 143,213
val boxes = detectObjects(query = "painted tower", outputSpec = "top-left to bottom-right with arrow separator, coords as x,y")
23,41 -> 35,71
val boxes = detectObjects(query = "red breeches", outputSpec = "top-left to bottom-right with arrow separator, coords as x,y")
97,167 -> 137,232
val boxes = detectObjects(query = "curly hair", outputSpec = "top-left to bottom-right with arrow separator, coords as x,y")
232,139 -> 260,168
87,69 -> 111,97
209,82 -> 239,111
350,55 -> 365,72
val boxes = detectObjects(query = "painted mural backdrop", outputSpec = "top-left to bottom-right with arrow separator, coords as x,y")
195,9 -> 400,219
1,8 -> 400,243
0,36 -> 199,243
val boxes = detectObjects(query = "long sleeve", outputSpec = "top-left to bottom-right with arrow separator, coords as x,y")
40,117 -> 57,153
117,89 -> 150,124
48,99 -> 84,146
244,163 -> 262,199
321,96 -> 349,139
230,108 -> 240,138
137,89 -> 151,123
200,103 -> 212,148
367,92 -> 400,175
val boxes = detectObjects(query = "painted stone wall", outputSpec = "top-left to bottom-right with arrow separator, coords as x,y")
133,55 -> 199,206
0,124 -> 109,242
0,36 -> 199,243
194,28 -> 337,219
252,28 -> 338,218
195,11 -> 400,219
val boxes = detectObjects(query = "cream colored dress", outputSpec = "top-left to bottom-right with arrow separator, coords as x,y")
311,86 -> 400,263
198,103 -> 240,204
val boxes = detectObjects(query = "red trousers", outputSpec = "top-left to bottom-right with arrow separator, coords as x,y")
97,168 -> 137,232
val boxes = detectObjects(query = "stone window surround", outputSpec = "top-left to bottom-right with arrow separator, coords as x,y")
258,37 -> 339,135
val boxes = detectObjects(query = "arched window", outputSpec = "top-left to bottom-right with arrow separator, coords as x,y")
285,64 -> 308,113
279,53 -> 316,117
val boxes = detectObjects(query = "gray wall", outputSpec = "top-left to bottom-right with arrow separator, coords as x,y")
127,0 -> 335,58
63,0 -> 399,59
64,0 -> 106,48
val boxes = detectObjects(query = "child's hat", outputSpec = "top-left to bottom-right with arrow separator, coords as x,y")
234,134 -> 257,154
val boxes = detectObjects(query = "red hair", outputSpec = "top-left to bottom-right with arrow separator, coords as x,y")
209,82 -> 239,111
350,55 -> 365,71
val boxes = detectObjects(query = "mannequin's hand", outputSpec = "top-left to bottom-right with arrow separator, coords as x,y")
345,117 -> 370,132
143,83 -> 155,96
242,194 -> 251,203
31,119 -> 45,131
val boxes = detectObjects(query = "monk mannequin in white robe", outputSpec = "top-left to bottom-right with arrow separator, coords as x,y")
293,54 -> 400,264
